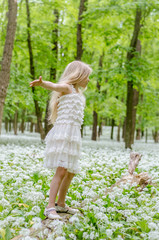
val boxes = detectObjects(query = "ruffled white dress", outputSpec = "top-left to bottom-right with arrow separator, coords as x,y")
43,84 -> 85,174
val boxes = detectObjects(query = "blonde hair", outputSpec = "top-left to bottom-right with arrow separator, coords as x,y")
48,60 -> 92,124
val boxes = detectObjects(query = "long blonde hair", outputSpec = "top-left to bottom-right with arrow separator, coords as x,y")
48,60 -> 92,124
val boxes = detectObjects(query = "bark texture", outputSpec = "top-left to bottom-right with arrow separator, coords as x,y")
11,213 -> 75,240
45,9 -> 59,136
76,0 -> 88,60
125,6 -> 142,149
106,152 -> 152,193
91,54 -> 103,140
0,0 -> 17,134
110,118 -> 115,140
25,0 -> 45,139
91,110 -> 98,140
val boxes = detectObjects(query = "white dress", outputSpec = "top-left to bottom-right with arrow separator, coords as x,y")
43,84 -> 85,174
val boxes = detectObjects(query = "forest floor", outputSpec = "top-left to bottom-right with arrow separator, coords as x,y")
0,127 -> 159,240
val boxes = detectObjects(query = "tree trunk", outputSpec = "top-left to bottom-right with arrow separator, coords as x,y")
21,109 -> 25,133
76,0 -> 88,60
13,107 -> 18,135
25,0 -> 45,140
131,87 -> 140,144
117,123 -> 121,142
154,129 -> 159,143
91,54 -> 103,141
5,117 -> 8,133
125,6 -> 142,149
98,118 -> 102,138
45,9 -> 59,136
145,128 -> 148,143
136,128 -> 141,140
30,120 -> 34,133
122,118 -> 126,139
9,119 -> 12,132
111,118 -> 115,140
0,0 -> 17,134
91,110 -> 98,140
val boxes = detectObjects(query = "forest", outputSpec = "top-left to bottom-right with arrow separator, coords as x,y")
0,0 -> 159,149
0,0 -> 159,240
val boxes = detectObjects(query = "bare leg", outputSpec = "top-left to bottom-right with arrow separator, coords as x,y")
57,171 -> 75,207
47,167 -> 67,214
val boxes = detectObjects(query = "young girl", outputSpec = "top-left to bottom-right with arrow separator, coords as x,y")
30,60 -> 92,220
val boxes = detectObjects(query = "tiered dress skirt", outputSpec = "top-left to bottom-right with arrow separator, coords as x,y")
43,86 -> 85,174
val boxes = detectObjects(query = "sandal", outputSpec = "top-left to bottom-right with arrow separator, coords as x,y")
55,203 -> 80,215
44,207 -> 62,220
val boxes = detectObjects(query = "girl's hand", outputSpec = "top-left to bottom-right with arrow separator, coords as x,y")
29,76 -> 43,87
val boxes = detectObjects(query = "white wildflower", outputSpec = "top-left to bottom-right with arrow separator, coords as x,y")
69,215 -> 79,224
55,237 -> 66,240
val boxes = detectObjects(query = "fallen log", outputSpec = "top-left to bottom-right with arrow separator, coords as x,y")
11,213 -> 72,240
106,152 -> 152,193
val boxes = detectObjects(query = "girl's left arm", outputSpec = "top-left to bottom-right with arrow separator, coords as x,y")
29,76 -> 71,93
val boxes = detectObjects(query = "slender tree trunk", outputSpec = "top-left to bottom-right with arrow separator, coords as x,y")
9,119 -> 12,132
5,117 -> 8,133
141,129 -> 144,138
0,0 -> 17,134
154,129 -> 159,143
25,0 -> 45,140
125,6 -> 142,149
92,110 -> 98,140
76,0 -> 88,137
131,86 -> 140,144
136,94 -> 143,140
98,118 -> 102,138
91,54 -> 104,140
76,0 -> 88,60
117,122 -> 121,142
45,9 -> 59,136
13,106 -> 18,135
111,119 -> 115,140
136,128 -> 141,140
21,109 -> 25,133
145,128 -> 148,143
30,120 -> 34,133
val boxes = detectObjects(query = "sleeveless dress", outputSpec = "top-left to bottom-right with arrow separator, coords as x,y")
43,84 -> 85,174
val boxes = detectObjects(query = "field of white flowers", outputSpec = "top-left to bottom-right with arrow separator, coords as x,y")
0,127 -> 159,240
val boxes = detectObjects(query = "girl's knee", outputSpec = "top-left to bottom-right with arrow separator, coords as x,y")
66,171 -> 75,180
56,167 -> 67,179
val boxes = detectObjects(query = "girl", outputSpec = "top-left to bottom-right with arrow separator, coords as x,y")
30,60 -> 92,220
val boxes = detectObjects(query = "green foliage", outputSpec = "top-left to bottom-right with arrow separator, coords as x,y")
1,0 -> 159,132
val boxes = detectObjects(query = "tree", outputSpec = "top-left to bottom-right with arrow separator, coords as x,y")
125,6 -> 142,149
45,8 -> 59,136
0,0 -> 17,134
25,0 -> 45,139
76,0 -> 88,60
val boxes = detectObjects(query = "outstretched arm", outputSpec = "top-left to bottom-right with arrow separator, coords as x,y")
29,76 -> 71,93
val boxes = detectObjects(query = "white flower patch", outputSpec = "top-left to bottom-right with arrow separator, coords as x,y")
55,237 -> 66,240
32,221 -> 42,230
148,231 -> 159,240
0,198 -> 10,207
1,128 -> 159,239
22,191 -> 45,204
31,206 -> 41,214
69,215 -> 79,224
19,228 -> 30,236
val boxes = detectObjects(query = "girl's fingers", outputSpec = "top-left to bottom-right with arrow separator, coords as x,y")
29,77 -> 41,87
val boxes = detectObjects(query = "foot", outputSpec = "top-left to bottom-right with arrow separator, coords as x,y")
55,203 -> 80,215
44,207 -> 62,220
